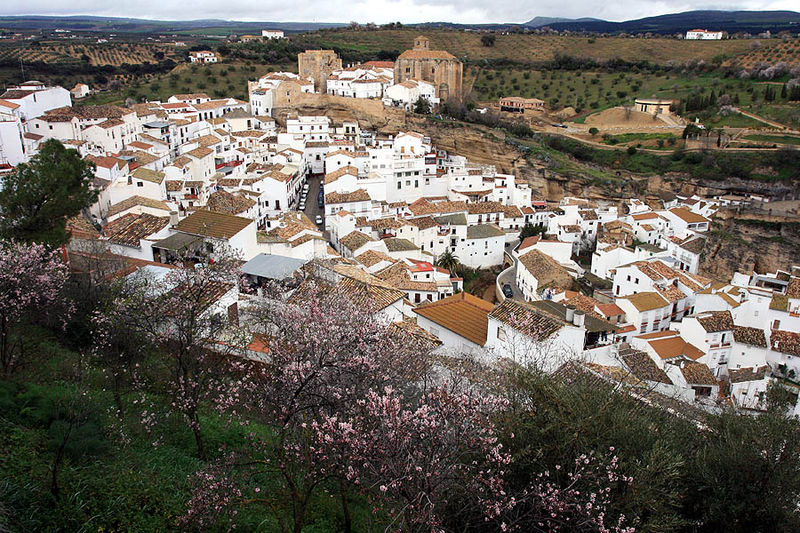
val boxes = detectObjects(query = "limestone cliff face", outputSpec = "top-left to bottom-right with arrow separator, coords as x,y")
699,213 -> 800,280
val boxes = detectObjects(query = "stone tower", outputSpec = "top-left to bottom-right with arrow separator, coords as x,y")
394,36 -> 462,101
298,50 -> 342,94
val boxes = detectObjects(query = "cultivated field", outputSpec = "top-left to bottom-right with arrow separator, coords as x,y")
723,37 -> 800,69
299,29 -> 762,65
0,41 -> 181,67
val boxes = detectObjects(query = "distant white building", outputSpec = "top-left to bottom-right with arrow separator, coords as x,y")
685,29 -> 723,40
261,30 -> 285,39
383,80 -> 438,110
189,51 -> 218,64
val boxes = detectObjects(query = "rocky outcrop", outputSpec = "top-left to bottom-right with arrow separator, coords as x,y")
699,212 -> 800,280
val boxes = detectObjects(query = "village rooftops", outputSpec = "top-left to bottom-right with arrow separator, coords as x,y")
770,330 -> 800,357
668,207 -> 710,224
644,333 -> 704,361
173,210 -> 252,240
733,326 -> 767,347
414,291 -> 494,346
681,362 -> 717,386
489,299 -> 565,341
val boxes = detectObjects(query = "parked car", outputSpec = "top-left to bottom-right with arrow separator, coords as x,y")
315,215 -> 323,225
299,202 -> 306,211
318,190 -> 324,208
502,284 -> 514,298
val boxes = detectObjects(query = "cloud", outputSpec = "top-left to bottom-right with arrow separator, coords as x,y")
2,0 -> 799,24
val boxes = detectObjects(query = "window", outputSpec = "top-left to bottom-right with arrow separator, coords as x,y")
397,182 -> 401,189
497,327 -> 506,341
136,181 -> 143,187
773,319 -> 781,330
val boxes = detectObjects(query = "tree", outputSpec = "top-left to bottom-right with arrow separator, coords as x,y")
181,288 -> 438,532
481,34 -> 496,47
413,96 -> 431,114
114,251 -> 245,459
0,139 -> 97,246
588,127 -> 599,136
518,222 -> 546,242
0,240 -> 71,375
435,250 -> 461,275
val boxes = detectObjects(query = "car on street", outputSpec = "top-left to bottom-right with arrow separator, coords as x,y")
502,284 -> 514,298
299,202 -> 306,211
315,215 -> 323,225
318,190 -> 324,207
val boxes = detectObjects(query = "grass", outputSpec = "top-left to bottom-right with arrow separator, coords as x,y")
599,132 -> 679,147
0,327 -> 378,532
743,133 -> 800,145
82,61 -> 294,105
470,67 -> 793,115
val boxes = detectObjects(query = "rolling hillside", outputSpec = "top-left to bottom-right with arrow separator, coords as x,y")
297,29 -> 761,65
547,10 -> 800,35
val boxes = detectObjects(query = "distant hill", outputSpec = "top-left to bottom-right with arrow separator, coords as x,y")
524,17 -> 600,28
0,15 -> 346,34
546,10 -> 800,34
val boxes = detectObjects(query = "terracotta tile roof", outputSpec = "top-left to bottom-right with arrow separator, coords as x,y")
173,210 -> 252,239
206,190 -> 256,216
120,149 -> 159,166
172,93 -> 210,101
414,292 -> 493,346
729,365 -> 770,384
488,299 -> 564,341
408,198 -> 467,216
355,250 -> 396,268
104,213 -> 168,247
325,189 -> 370,204
631,212 -> 658,221
619,347 -> 671,384
518,235 -> 541,252
166,279 -> 233,315
636,330 -> 678,340
389,318 -> 442,348
733,326 -> 767,347
86,154 -> 126,170
107,196 -> 170,218
407,216 -> 438,230
696,310 -> 734,332
467,201 -> 505,214
579,209 -> 599,221
770,330 -> 800,357
340,230 -> 374,251
681,362 -> 717,385
668,207 -> 709,224
647,335 -> 704,361
517,250 -> 572,291
40,104 -> 131,122
324,165 -> 357,184
564,293 -> 604,319
186,146 -> 214,159
376,262 -> 438,292
398,49 -> 456,60
622,291 -> 669,312
596,302 -> 625,318
655,284 -> 687,304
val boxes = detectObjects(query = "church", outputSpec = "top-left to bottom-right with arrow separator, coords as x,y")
394,36 -> 463,101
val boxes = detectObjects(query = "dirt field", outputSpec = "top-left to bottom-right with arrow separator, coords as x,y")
583,107 -> 683,130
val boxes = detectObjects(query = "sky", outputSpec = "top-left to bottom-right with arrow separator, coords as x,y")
1,0 -> 798,25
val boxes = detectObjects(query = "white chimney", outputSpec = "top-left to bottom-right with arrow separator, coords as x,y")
565,305 -> 576,323
169,211 -> 179,226
573,310 -> 585,327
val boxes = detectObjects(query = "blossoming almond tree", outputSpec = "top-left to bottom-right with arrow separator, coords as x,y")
109,250 -> 246,459
0,240 -> 71,375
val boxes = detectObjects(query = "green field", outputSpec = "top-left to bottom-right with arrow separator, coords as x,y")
743,133 -> 800,145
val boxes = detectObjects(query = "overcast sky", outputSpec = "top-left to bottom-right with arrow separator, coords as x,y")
2,0 -> 798,25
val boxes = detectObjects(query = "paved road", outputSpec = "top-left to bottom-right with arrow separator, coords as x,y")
497,264 -> 525,302
300,173 -> 325,231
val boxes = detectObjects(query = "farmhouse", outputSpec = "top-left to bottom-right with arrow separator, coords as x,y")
685,29 -> 723,40
261,30 -> 285,39
499,96 -> 545,113
634,99 -> 673,115
189,51 -> 219,64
